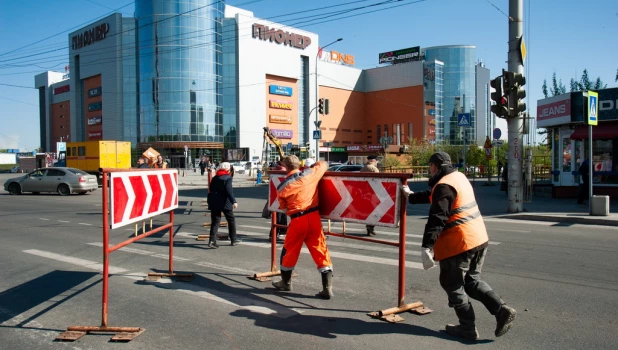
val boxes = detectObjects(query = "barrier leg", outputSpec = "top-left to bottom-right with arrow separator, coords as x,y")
368,180 -> 431,323
56,171 -> 146,342
249,211 -> 282,281
148,210 -> 194,282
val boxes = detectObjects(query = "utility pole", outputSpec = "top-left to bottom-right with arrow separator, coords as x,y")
507,0 -> 524,212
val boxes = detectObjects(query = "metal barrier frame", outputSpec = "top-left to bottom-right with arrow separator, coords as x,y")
56,168 -> 193,343
250,170 -> 431,322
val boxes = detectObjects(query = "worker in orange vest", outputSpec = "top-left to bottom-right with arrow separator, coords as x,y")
271,155 -> 334,299
402,151 -> 516,340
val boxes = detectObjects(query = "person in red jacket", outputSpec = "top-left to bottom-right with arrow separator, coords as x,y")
402,152 -> 516,340
271,155 -> 334,299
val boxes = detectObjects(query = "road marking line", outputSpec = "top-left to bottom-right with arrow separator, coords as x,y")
237,225 -> 500,246
22,250 -> 296,318
58,220 -> 70,223
39,218 -> 50,221
78,223 -> 92,226
23,249 -> 127,274
87,242 -> 190,261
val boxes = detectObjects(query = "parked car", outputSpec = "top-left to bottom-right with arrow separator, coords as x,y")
231,163 -> 246,174
3,167 -> 98,196
327,164 -> 363,172
10,166 -> 20,173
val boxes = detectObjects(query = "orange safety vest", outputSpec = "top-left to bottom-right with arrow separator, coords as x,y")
277,161 -> 327,216
430,171 -> 488,261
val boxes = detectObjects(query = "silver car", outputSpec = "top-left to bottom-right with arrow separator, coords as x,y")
3,167 -> 98,196
327,164 -> 363,172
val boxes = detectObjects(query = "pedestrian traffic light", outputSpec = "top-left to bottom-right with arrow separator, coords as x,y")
490,75 -> 509,118
318,98 -> 325,114
324,98 -> 330,115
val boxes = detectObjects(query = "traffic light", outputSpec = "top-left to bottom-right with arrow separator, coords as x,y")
510,72 -> 526,117
324,98 -> 330,115
490,75 -> 509,118
318,98 -> 325,114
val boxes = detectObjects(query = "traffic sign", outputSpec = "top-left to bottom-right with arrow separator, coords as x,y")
587,91 -> 598,126
287,142 -> 293,150
458,113 -> 471,127
313,130 -> 322,140
109,169 -> 179,229
485,148 -> 492,160
268,174 -> 401,227
484,136 -> 493,148
493,128 -> 501,140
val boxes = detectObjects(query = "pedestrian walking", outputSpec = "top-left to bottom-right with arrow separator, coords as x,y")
401,152 -> 516,340
206,162 -> 241,248
199,158 -> 206,176
155,155 -> 168,169
360,155 -> 380,236
271,155 -> 334,299
577,157 -> 590,204
136,157 -> 150,169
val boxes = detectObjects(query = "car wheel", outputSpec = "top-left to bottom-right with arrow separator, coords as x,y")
57,184 -> 71,196
8,183 -> 21,195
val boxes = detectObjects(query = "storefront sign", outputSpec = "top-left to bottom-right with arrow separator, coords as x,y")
88,131 -> 102,138
88,116 -> 102,125
536,96 -> 571,127
331,147 -> 346,153
379,46 -> 420,64
53,85 -> 70,95
269,85 -> 293,96
252,23 -> 311,49
318,49 -> 355,66
346,145 -> 384,152
88,86 -> 102,98
269,129 -> 293,139
88,101 -> 102,111
269,100 -> 293,110
269,115 -> 292,124
72,23 -> 109,50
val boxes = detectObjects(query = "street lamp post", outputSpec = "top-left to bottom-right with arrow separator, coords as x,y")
315,38 -> 342,160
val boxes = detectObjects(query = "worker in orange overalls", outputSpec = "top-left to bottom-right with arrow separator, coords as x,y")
271,155 -> 334,299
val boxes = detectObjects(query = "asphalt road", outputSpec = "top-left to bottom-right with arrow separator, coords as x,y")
0,180 -> 617,349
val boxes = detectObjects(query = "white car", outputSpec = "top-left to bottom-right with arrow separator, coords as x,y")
231,163 -> 246,174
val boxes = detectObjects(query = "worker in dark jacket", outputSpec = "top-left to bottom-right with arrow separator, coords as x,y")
401,152 -> 516,340
207,162 -> 241,248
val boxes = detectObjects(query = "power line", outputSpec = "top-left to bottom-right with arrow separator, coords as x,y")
0,1 -> 136,58
0,96 -> 38,106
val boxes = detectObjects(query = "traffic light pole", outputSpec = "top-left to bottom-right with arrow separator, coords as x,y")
507,0 -> 524,213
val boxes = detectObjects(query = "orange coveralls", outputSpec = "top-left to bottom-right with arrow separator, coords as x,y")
277,161 -> 332,272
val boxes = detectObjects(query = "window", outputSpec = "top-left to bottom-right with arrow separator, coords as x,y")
67,148 -> 71,156
78,146 -> 86,156
46,169 -> 65,176
377,125 -> 381,140
72,147 -> 76,156
408,122 -> 413,140
60,126 -> 64,129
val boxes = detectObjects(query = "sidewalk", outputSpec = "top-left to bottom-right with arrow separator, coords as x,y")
177,169 -> 265,188
407,180 -> 618,227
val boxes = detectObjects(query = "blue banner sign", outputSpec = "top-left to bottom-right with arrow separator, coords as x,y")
269,85 -> 293,97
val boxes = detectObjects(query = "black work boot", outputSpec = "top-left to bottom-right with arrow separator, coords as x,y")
272,270 -> 293,291
495,304 -> 517,337
446,303 -> 479,340
316,270 -> 334,299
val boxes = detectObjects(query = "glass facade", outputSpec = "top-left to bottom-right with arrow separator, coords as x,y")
136,0 -> 225,143
221,17 -> 238,148
298,56 -> 309,146
424,46 -> 476,145
423,60 -> 443,144
122,18 -> 138,145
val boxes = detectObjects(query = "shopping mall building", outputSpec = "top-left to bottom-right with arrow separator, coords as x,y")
35,0 -> 493,167
537,88 -> 618,197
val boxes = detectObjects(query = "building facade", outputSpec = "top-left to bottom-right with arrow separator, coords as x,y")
35,3 -> 491,166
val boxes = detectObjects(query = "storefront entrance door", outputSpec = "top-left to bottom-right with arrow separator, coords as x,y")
560,132 -> 576,186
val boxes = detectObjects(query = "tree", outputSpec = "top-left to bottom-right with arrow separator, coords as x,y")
551,72 -> 567,96
541,79 -> 549,98
404,138 -> 435,166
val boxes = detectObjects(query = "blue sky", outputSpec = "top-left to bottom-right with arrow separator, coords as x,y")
1,0 -> 616,150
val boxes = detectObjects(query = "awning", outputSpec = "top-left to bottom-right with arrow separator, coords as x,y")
570,123 -> 618,140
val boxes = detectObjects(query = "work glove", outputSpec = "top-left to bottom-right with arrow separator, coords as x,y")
421,247 -> 436,270
401,185 -> 414,197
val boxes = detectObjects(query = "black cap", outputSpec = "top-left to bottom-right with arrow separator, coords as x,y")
367,155 -> 377,160
428,152 -> 451,166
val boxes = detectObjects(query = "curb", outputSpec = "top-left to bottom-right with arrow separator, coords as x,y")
497,214 -> 617,227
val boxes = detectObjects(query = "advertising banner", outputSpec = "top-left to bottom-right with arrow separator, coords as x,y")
269,115 -> 292,124
269,129 -> 293,139
379,46 -> 420,64
269,85 -> 293,96
269,100 -> 293,110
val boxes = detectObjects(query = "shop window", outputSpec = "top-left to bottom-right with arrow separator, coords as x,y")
78,146 -> 86,156
72,147 -> 77,156
67,148 -> 71,156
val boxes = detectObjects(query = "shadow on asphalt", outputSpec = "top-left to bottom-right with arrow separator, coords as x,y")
0,270 -> 99,326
